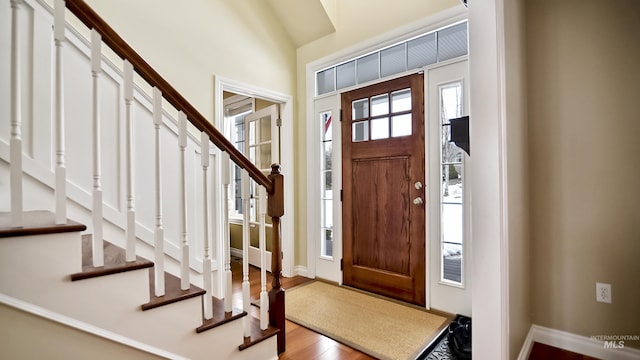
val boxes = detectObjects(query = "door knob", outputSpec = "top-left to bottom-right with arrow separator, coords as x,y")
413,197 -> 424,205
414,181 -> 423,190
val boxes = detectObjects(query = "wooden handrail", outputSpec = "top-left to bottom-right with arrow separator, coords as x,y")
64,0 -> 272,192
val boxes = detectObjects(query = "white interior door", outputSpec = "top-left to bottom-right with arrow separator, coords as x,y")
244,104 -> 279,269
313,94 -> 342,283
426,59 -> 472,316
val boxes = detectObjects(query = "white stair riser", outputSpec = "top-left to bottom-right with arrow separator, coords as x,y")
0,231 -> 276,359
0,232 -> 82,301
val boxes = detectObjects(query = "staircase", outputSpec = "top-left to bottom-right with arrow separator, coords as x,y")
0,211 -> 275,359
0,0 -> 285,358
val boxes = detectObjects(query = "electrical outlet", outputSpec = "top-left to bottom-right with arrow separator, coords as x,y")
596,283 -> 612,303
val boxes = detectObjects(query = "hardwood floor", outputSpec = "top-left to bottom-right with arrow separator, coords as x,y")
231,259 -> 375,360
529,342 -> 599,360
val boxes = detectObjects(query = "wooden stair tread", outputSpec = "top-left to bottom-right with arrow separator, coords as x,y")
71,234 -> 153,281
238,316 -> 280,351
0,210 -> 86,238
142,269 -> 205,311
196,296 -> 247,333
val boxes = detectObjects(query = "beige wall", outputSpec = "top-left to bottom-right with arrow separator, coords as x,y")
80,0 -> 296,121
230,223 -> 273,252
527,0 -> 640,348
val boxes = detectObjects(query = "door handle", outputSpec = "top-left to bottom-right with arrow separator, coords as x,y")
413,197 -> 424,205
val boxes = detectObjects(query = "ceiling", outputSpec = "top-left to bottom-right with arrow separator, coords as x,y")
264,0 -> 337,47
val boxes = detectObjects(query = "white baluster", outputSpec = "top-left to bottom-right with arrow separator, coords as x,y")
201,132 -> 212,320
91,29 -> 103,267
222,152 -> 232,313
153,88 -> 165,296
124,60 -> 136,262
241,169 -> 251,337
258,186 -> 268,330
178,112 -> 190,290
9,0 -> 23,227
54,0 -> 67,225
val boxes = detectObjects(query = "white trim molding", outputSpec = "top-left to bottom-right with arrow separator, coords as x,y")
0,293 -> 187,360
304,3 -> 468,282
518,325 -> 640,360
213,74 -> 295,279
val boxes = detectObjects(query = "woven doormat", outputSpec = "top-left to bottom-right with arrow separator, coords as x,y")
286,281 -> 449,360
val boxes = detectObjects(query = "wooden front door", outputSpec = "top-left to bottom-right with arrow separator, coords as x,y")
342,73 -> 426,306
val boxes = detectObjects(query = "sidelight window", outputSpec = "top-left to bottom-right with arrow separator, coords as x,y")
320,111 -> 334,258
439,82 -> 465,285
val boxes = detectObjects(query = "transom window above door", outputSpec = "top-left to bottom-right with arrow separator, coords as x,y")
351,88 -> 412,142
316,21 -> 468,96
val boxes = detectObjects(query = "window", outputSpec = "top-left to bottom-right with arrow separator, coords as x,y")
439,82 -> 464,284
316,21 -> 468,96
320,111 -> 333,258
350,88 -> 412,142
224,96 -> 254,220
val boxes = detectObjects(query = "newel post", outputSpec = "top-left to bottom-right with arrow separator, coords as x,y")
267,163 -> 285,354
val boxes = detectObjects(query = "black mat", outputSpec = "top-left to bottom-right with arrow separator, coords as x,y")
416,314 -> 471,360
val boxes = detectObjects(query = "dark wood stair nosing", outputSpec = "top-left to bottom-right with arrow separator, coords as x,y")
0,210 -> 86,238
70,259 -> 154,281
238,316 -> 280,351
196,297 -> 247,333
70,234 -> 153,281
142,269 -> 206,311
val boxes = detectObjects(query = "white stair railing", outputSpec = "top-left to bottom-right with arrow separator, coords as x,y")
201,132 -> 213,320
7,2 -> 289,348
123,59 -> 136,262
222,153 -> 233,313
153,87 -> 165,296
258,186 -> 268,330
178,112 -> 190,290
54,0 -> 67,225
241,169 -> 251,337
9,0 -> 24,227
90,29 -> 104,267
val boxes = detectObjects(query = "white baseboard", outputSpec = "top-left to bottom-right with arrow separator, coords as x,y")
293,265 -> 310,278
230,247 -> 243,260
518,324 -> 640,360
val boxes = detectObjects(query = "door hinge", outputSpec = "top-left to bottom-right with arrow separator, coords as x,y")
276,118 -> 282,127
339,109 -> 343,122
340,189 -> 343,201
340,258 -> 343,271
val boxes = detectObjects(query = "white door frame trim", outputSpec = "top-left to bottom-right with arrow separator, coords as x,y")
304,5 -> 468,281
468,0 -> 511,358
306,1 -> 517,359
213,75 -> 295,285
